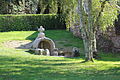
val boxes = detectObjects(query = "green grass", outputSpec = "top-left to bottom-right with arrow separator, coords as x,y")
0,30 -> 120,80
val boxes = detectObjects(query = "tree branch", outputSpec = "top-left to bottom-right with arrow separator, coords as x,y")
94,0 -> 108,30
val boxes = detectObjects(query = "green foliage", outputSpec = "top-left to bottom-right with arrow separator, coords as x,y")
0,0 -> 78,30
38,0 -> 78,29
0,0 -> 8,14
99,1 -> 118,30
0,0 -> 118,31
118,0 -> 120,6
60,0 -> 78,29
92,0 -> 118,30
38,0 -> 58,14
0,14 -> 65,32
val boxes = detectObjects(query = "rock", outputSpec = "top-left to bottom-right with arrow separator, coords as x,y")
45,49 -> 50,56
34,48 -> 44,55
72,47 -> 80,57
52,48 -> 59,56
64,52 -> 73,57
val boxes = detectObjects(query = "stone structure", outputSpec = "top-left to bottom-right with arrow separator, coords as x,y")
69,23 -> 82,38
106,28 -> 120,53
31,26 -> 56,55
70,25 -> 120,53
31,26 -> 80,57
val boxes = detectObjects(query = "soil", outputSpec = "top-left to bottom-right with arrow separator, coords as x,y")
3,40 -> 32,49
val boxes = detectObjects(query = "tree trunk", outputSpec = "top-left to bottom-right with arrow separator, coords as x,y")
91,0 -> 108,58
87,0 -> 94,61
78,0 -> 87,57
78,0 -> 94,62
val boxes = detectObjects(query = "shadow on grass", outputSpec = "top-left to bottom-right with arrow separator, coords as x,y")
97,53 -> 120,62
0,55 -> 120,80
26,31 -> 38,41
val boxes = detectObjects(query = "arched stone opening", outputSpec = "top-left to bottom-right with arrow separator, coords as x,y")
31,26 -> 56,55
38,40 -> 52,53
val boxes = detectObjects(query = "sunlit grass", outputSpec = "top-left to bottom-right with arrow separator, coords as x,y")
0,30 -> 120,80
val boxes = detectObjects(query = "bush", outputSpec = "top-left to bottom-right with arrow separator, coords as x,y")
0,14 -> 66,32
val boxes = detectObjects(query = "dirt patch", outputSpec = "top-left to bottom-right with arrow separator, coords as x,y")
3,40 -> 32,49
3,40 -> 78,53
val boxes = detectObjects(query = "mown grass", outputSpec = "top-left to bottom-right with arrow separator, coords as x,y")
0,30 -> 120,80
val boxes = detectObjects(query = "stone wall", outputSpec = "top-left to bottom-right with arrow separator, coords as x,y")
70,26 -> 120,53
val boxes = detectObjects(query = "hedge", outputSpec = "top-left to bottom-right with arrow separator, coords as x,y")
0,14 -> 66,32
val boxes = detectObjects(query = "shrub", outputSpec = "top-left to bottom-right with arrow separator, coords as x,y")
0,14 -> 66,32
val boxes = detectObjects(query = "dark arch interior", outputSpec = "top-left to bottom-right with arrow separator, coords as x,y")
38,41 -> 51,52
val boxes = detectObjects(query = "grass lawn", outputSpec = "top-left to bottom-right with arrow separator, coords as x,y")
0,30 -> 120,80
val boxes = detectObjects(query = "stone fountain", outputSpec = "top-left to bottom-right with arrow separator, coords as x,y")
30,26 -> 80,57
31,26 -> 56,56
